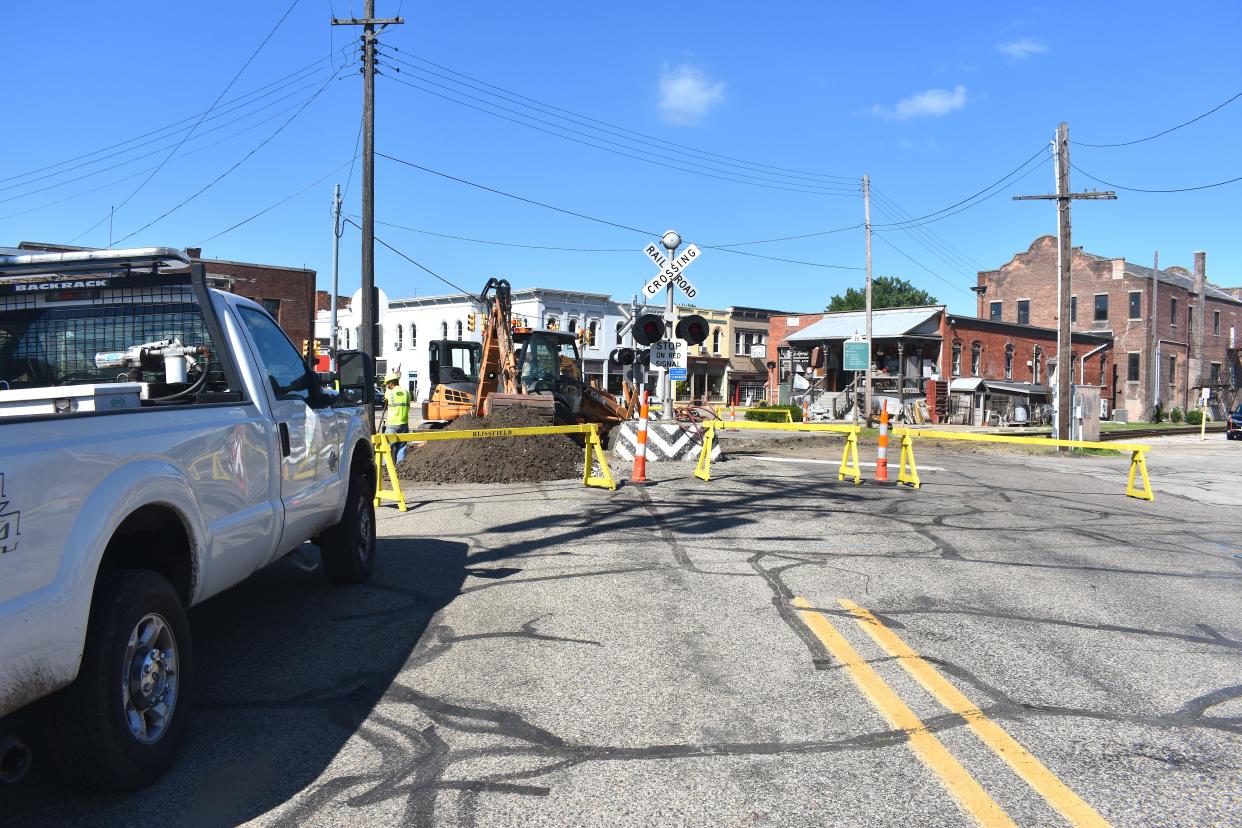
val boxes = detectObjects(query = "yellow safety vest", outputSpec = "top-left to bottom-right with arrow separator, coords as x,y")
385,386 -> 410,425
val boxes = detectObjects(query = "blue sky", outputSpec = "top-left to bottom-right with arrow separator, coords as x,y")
5,1 -> 1240,315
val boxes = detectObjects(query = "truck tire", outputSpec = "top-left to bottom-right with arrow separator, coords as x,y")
319,470 -> 376,584
51,570 -> 192,790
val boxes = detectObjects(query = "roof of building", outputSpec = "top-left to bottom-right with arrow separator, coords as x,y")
786,306 -> 944,343
1078,249 -> 1240,305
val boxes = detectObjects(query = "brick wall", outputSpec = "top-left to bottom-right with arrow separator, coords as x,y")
945,316 -> 1111,390
198,258 -> 316,345
977,236 -> 1242,420
768,312 -> 825,402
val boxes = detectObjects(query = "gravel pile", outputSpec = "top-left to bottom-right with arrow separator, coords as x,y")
397,405 -> 583,483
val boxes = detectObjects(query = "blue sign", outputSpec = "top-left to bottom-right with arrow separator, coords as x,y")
669,367 -> 687,381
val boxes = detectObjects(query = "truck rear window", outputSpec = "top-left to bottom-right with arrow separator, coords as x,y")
0,300 -> 228,394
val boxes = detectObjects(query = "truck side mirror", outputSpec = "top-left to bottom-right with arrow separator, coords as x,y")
336,350 -> 375,406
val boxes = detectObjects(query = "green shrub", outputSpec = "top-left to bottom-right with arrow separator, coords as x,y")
1186,409 -> 1204,425
1171,406 -> 1184,423
744,404 -> 803,423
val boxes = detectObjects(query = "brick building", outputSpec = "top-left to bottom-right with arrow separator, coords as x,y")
18,242 -> 317,345
976,236 -> 1242,420
768,311 -> 826,403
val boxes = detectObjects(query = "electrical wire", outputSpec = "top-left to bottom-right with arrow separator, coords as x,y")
1072,90 -> 1242,148
379,73 -> 858,196
871,200 -> 976,283
872,233 -> 975,298
870,145 -> 1050,229
346,218 -> 476,295
0,47 -> 354,188
870,191 -> 984,274
197,155 -> 360,245
112,67 -> 345,244
368,218 -> 632,251
382,48 -> 858,183
702,223 -> 862,248
1069,161 -> 1242,193
377,151 -> 865,270
68,0 -> 306,244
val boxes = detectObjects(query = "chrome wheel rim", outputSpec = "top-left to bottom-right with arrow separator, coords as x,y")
121,613 -> 179,745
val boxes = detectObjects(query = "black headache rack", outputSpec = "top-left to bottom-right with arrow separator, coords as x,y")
0,247 -> 245,404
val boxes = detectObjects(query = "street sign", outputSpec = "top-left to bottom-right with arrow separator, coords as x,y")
843,340 -> 870,372
642,243 -> 669,270
650,340 -> 682,368
669,367 -> 687,381
1201,387 -> 1211,401
643,243 -> 701,301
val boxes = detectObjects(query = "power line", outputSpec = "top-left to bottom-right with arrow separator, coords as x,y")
1068,161 -> 1242,193
871,199 -> 977,280
872,233 -> 975,298
377,151 -> 864,270
198,155 -> 360,245
368,218 -> 631,251
379,73 -> 858,196
383,48 -> 858,183
112,67 -> 343,244
1072,90 -> 1242,148
0,48 -> 353,189
68,0 -> 306,245
870,190 -> 984,273
346,218 -> 475,295
704,223 -> 862,248
870,145 -> 1050,229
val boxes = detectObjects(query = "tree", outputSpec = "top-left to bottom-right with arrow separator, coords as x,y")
826,275 -> 938,312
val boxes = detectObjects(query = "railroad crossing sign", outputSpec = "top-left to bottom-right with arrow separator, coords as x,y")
643,243 -> 701,300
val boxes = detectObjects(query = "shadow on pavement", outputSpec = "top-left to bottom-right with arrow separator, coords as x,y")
1,536 -> 471,827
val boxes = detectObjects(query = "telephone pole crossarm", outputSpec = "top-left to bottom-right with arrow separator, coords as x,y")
331,17 -> 404,25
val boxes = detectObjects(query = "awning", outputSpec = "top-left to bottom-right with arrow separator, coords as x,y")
982,381 -> 1047,396
950,377 -> 983,392
786,306 -> 943,343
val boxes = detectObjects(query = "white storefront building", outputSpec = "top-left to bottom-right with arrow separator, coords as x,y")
316,286 -> 639,402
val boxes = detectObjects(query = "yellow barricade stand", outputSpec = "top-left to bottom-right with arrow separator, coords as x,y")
892,428 -> 1155,501
373,423 -> 615,511
693,420 -> 862,485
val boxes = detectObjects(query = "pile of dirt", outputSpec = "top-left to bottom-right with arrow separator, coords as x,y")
396,405 -> 583,483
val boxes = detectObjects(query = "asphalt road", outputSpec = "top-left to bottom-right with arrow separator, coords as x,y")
5,435 -> 1240,826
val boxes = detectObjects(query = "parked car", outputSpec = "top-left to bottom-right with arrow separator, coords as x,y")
1227,404 -> 1242,440
0,247 -> 377,789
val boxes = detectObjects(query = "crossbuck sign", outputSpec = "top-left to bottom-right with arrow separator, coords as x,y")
643,243 -> 701,300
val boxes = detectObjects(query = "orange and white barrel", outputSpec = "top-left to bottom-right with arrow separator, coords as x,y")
876,401 -> 889,482
631,387 -> 650,484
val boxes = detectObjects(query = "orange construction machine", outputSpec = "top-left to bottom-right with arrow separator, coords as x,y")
421,278 -> 637,429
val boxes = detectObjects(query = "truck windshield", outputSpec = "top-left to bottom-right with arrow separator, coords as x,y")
0,302 -> 227,392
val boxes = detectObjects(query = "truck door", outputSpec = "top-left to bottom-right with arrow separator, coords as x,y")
236,307 -> 341,556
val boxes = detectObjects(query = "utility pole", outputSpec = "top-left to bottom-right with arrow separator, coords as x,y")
660,230 -> 681,420
330,183 -> 343,371
1014,122 -> 1116,441
1150,251 -> 1159,416
863,174 -> 873,425
333,3 -> 403,421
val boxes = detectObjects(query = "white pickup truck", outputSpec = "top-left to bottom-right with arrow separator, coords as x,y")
0,247 -> 377,789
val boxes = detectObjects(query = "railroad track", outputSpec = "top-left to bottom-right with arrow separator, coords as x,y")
1098,424 -> 1225,441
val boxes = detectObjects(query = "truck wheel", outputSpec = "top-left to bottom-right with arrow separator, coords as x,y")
320,471 -> 375,584
52,570 -> 192,790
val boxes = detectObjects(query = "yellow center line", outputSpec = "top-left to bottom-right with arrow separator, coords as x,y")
838,599 -> 1112,828
791,597 -> 1017,828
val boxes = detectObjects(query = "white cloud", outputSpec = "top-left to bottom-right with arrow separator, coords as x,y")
872,85 -> 968,120
996,39 -> 1048,59
658,64 -> 726,125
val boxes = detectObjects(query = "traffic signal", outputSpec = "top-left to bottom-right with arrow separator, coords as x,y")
633,313 -> 666,346
467,313 -> 477,332
302,339 -> 311,357
675,314 -> 709,346
609,347 -> 635,366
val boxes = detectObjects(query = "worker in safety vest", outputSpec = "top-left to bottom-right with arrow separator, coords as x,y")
383,372 -> 410,462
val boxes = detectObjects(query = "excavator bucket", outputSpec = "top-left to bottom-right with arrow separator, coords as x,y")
484,392 -> 556,422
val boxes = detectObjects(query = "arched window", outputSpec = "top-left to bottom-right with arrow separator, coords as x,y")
355,327 -> 361,350
456,320 -> 463,339
970,341 -> 981,376
395,324 -> 403,351
568,317 -> 578,333
441,320 -> 448,338
1004,344 -> 1014,380
343,328 -> 350,349
1033,346 -> 1042,382
410,323 -> 417,350
376,325 -> 384,356
711,328 -> 721,354
546,315 -> 558,330
588,320 -> 598,347
615,321 -> 624,342
951,341 -> 962,375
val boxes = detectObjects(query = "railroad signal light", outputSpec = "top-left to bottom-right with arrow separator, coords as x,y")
609,347 -> 636,366
636,348 -> 651,366
675,314 -> 709,346
633,313 -> 666,346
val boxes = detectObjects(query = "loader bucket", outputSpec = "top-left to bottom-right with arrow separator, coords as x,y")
483,393 -> 556,422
